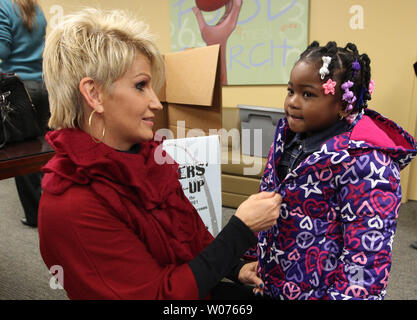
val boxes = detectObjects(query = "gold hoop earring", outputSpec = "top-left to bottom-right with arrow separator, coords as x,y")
88,109 -> 105,143
339,114 -> 344,120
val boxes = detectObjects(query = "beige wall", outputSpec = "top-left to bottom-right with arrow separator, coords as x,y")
38,0 -> 171,52
38,0 -> 417,200
406,52 -> 417,200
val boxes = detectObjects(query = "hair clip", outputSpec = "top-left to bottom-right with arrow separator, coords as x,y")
322,79 -> 337,95
341,80 -> 356,111
352,59 -> 360,78
368,80 -> 375,95
319,56 -> 332,80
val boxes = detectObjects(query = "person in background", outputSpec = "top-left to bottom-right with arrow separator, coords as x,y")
0,0 -> 49,227
38,8 -> 281,300
254,41 -> 417,299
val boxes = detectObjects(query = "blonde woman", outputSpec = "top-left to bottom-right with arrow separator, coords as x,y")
38,8 -> 281,300
0,0 -> 49,227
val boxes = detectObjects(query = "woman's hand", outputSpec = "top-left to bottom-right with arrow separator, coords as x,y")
234,191 -> 281,232
238,261 -> 264,296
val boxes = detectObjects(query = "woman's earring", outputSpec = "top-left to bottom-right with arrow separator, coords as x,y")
339,114 -> 344,121
88,109 -> 105,143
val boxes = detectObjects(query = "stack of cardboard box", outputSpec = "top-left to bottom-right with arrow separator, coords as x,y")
154,44 -> 267,208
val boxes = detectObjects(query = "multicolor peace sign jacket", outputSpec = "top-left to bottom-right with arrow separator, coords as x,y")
257,109 -> 417,300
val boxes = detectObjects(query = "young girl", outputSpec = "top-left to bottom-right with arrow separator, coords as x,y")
256,41 -> 417,300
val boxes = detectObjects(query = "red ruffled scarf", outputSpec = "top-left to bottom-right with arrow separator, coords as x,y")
42,128 -> 212,265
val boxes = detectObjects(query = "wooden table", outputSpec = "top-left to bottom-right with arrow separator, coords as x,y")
0,137 -> 55,180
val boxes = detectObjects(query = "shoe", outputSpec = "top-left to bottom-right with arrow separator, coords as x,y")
411,241 -> 417,250
20,218 -> 37,228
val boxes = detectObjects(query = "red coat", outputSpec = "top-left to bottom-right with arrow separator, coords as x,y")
38,129 -> 214,299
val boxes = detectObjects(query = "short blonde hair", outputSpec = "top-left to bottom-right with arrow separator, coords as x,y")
43,7 -> 165,129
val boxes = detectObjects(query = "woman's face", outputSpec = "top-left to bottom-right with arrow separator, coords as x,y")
284,60 -> 343,135
100,53 -> 162,150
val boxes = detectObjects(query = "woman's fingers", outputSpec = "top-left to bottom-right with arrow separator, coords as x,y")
234,192 -> 282,232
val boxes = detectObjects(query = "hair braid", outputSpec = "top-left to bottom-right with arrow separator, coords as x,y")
359,53 -> 372,106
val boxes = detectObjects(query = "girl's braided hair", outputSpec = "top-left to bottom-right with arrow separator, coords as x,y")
298,41 -> 372,112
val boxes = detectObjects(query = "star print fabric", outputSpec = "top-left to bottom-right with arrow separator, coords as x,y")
257,109 -> 417,300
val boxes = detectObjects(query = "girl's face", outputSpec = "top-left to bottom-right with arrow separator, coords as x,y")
284,60 -> 343,135
100,53 -> 162,150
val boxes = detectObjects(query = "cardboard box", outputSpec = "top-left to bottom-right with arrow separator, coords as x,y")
154,44 -> 222,139
153,45 -> 224,230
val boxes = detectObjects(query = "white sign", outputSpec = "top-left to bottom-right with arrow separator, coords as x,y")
163,135 -> 222,236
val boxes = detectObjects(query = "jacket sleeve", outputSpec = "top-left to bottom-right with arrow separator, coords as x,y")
326,150 -> 401,300
0,4 -> 12,60
189,215 -> 257,298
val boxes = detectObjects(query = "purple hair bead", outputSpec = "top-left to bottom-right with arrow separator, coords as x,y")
341,81 -> 353,90
346,104 -> 354,112
341,80 -> 356,112
343,91 -> 354,101
352,60 -> 360,71
352,60 -> 360,78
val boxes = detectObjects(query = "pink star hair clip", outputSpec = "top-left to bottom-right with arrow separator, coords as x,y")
322,79 -> 337,95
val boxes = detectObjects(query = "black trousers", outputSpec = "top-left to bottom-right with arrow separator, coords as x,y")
14,172 -> 43,225
14,80 -> 49,226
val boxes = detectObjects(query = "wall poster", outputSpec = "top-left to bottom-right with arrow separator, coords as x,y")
170,0 -> 309,85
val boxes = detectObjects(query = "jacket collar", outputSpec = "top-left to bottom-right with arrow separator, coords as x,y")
285,120 -> 350,154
